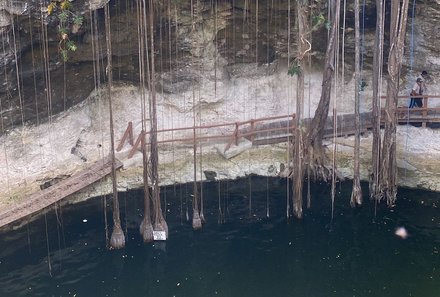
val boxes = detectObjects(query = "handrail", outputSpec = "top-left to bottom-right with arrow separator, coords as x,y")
380,95 -> 440,128
118,114 -> 296,158
380,94 -> 440,99
117,98 -> 440,159
143,114 -> 294,135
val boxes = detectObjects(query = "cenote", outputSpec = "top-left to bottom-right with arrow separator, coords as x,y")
0,177 -> 439,297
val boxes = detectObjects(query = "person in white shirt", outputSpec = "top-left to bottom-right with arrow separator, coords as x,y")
418,70 -> 429,91
409,77 -> 424,108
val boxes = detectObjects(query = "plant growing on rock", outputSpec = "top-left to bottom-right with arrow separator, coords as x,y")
47,0 -> 83,62
288,12 -> 327,77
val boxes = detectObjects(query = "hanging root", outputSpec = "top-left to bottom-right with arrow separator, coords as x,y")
192,210 -> 202,230
307,144 -> 344,182
386,187 -> 397,207
350,179 -> 363,207
139,217 -> 154,243
110,223 -> 125,249
309,148 -> 331,180
309,163 -> 344,182
199,211 -> 206,223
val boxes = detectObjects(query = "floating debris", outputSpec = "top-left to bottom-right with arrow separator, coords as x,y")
394,226 -> 409,239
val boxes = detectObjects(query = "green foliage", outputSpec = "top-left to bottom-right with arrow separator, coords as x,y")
60,49 -> 69,62
58,27 -> 68,35
312,14 -> 325,27
73,15 -> 84,26
288,63 -> 302,76
66,40 -> 77,52
47,2 -> 56,15
58,11 -> 69,22
47,0 -> 83,62
287,12 -> 329,79
311,13 -> 332,32
60,0 -> 72,10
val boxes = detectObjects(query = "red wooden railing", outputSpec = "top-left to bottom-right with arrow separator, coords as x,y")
381,95 -> 440,127
117,114 -> 296,159
117,95 -> 440,159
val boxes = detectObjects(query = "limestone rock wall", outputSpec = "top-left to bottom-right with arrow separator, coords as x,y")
2,0 -> 440,132
1,0 -> 440,212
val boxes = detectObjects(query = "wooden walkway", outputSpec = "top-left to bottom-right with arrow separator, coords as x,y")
248,112 -> 375,146
0,156 -> 123,229
117,94 -> 440,156
118,105 -> 440,159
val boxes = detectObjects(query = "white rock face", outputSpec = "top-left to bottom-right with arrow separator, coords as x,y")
88,0 -> 110,11
0,10 -> 11,29
1,63 -> 440,212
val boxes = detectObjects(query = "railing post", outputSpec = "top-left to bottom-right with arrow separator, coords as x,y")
422,95 -> 428,128
128,122 -> 133,146
128,131 -> 144,159
116,121 -> 133,151
223,122 -> 240,153
291,114 -> 296,136
234,122 -> 239,146
250,120 -> 255,144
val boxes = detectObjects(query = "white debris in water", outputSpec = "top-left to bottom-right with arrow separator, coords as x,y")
82,219 -> 88,223
394,226 -> 409,239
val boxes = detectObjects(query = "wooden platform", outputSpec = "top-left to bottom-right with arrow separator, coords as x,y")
247,112 -> 375,146
0,156 -> 123,229
245,110 -> 440,146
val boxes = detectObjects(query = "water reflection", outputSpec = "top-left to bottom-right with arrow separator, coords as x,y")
0,178 -> 438,297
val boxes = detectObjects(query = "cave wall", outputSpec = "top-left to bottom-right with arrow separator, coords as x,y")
2,1 -> 440,133
1,0 -> 440,212
0,0 -> 378,130
3,1 -> 440,126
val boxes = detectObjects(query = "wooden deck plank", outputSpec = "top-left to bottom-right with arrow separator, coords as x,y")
0,156 -> 123,229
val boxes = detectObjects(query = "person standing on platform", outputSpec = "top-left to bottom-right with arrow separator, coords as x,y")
419,70 -> 429,93
409,76 -> 425,108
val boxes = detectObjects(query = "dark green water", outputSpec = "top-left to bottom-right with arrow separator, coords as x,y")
0,177 -> 439,297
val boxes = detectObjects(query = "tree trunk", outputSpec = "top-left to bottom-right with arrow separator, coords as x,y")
305,0 -> 340,180
370,0 -> 385,200
292,0 -> 309,219
380,0 -> 409,206
351,0 -> 362,207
